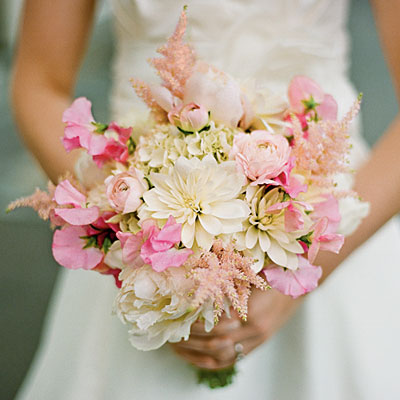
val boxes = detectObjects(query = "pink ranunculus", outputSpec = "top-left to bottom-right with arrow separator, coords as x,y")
263,256 -> 322,298
105,169 -> 148,214
308,217 -> 345,263
230,130 -> 291,185
117,216 -> 192,272
62,97 -> 132,167
52,225 -> 103,270
288,76 -> 338,121
183,61 -> 244,127
168,102 -> 209,132
53,180 -> 99,226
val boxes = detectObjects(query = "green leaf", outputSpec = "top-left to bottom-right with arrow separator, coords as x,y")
91,121 -> 109,133
298,231 -> 313,247
197,365 -> 237,389
127,137 -> 136,155
81,235 -> 98,249
102,237 -> 112,254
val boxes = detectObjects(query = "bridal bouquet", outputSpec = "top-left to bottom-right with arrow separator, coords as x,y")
9,9 -> 368,388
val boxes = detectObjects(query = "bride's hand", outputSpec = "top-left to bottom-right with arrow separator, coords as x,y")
170,288 -> 303,370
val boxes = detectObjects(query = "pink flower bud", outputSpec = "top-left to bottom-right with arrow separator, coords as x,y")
168,103 -> 209,132
105,169 -> 148,214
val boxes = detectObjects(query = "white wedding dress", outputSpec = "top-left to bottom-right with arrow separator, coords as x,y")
16,1 -> 400,399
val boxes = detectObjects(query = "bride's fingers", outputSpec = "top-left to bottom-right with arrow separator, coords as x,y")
190,317 -> 241,336
171,345 -> 219,369
174,337 -> 236,359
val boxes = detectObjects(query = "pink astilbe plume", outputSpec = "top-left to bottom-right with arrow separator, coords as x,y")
130,79 -> 168,123
188,240 -> 268,322
149,8 -> 196,98
291,96 -> 361,186
7,182 -> 56,220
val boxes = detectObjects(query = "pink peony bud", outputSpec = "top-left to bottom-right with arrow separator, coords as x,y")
105,169 -> 148,214
168,103 -> 209,133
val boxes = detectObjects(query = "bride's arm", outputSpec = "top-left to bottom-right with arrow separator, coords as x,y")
172,1 -> 400,370
318,0 -> 400,280
11,0 -> 97,182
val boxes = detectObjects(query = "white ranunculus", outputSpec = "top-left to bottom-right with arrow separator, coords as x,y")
139,154 -> 250,251
114,265 -> 214,351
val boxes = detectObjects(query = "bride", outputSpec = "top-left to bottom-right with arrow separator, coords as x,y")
12,0 -> 400,399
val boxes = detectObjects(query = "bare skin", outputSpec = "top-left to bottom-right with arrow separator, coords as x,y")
11,0 -> 400,372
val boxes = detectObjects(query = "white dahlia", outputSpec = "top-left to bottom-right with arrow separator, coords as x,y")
139,155 -> 249,251
236,186 -> 311,272
114,265 -> 214,351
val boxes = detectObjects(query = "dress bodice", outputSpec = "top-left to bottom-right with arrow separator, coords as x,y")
110,0 -> 368,164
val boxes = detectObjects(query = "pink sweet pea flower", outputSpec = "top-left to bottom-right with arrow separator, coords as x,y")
168,103 -> 209,132
52,225 -> 103,270
311,194 -> 341,233
117,216 -> 193,272
273,157 -> 308,198
53,180 -> 99,226
288,76 -> 338,121
266,200 -> 313,232
263,256 -> 322,298
105,169 -> 148,214
62,97 -> 132,167
308,217 -> 345,263
230,130 -> 291,185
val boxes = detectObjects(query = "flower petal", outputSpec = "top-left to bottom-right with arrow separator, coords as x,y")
54,180 -> 86,206
52,226 -> 103,270
54,206 -> 99,226
199,214 -> 222,235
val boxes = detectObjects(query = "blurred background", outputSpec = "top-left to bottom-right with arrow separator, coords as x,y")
0,1 -> 398,399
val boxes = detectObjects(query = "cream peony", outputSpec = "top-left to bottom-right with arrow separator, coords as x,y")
184,61 -> 244,127
236,186 -> 310,272
139,155 -> 249,251
114,265 -> 214,351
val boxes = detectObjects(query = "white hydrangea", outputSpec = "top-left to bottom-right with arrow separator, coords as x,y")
133,122 -> 236,175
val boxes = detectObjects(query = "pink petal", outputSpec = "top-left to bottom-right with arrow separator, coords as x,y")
62,136 -> 81,152
148,248 -> 193,272
319,233 -> 344,254
52,226 -> 103,270
54,206 -> 99,226
312,194 -> 341,233
285,203 -> 304,232
80,131 -> 109,156
118,232 -> 144,267
307,240 -> 320,264
54,180 -> 86,206
317,94 -> 338,120
288,76 -> 324,113
264,257 -> 322,298
62,97 -> 94,125
108,122 -> 132,144
155,216 -> 182,244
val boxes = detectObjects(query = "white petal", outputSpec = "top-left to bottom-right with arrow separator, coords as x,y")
181,222 -> 195,248
220,218 -> 245,234
246,245 -> 265,273
199,214 -> 222,235
280,239 -> 304,254
245,226 -> 258,249
285,251 -> 299,270
267,238 -> 287,267
269,229 -> 290,244
258,231 -> 271,252
210,200 -> 250,219
195,221 -> 214,251
142,191 -> 167,211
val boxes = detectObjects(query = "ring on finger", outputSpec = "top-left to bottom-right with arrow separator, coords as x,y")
234,342 -> 245,362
